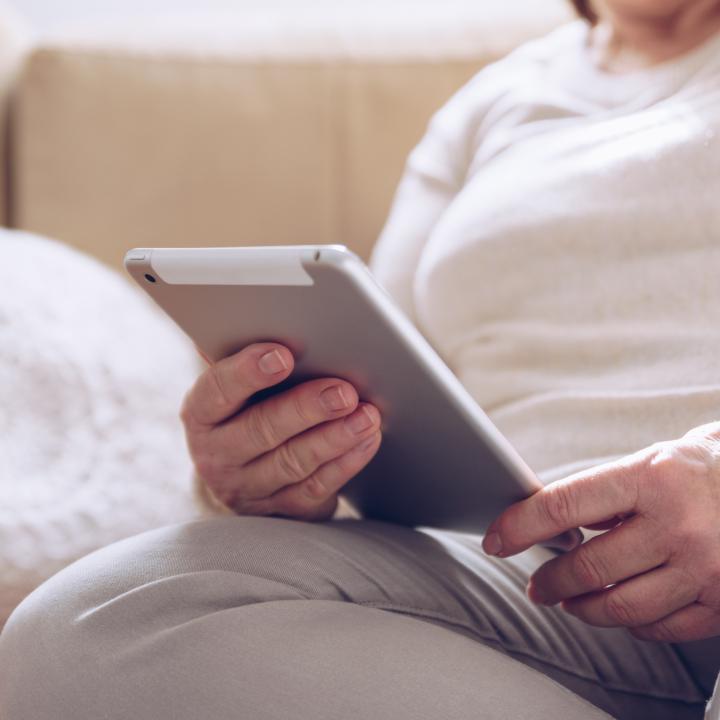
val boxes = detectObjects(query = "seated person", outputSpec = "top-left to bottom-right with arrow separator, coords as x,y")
2,0 -> 720,718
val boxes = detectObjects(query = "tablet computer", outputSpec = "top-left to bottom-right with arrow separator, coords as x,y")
125,245 -> 562,537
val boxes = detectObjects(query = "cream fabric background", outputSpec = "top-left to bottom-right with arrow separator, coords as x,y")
10,3 -> 570,269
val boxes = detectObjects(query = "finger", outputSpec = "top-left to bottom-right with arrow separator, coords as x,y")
484,455 -> 644,557
208,378 -> 360,466
181,343 -> 294,429
562,566 -> 698,629
238,403 -> 381,499
630,602 -> 720,643
268,431 -> 382,520
528,516 -> 668,605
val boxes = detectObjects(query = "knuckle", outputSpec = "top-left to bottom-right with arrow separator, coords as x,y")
279,493 -> 336,521
193,452 -> 222,483
244,408 -> 280,451
200,473 -> 235,508
643,441 -> 671,473
271,494 -> 310,519
301,473 -> 329,501
208,363 -> 233,410
291,390 -> 316,425
179,387 -> 210,432
236,497 -> 273,517
648,439 -> 674,459
647,454 -> 710,546
643,442 -> 690,496
179,392 -> 196,428
184,422 -> 210,460
571,548 -> 608,590
298,439 -> 323,473
274,442 -> 310,482
541,484 -> 576,530
269,478 -> 337,520
319,422 -> 343,453
605,591 -> 641,626
304,497 -> 338,521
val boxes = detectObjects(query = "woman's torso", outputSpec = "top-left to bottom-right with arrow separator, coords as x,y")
371,22 -> 720,482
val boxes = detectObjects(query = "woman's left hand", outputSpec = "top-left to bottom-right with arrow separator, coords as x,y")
483,422 -> 720,643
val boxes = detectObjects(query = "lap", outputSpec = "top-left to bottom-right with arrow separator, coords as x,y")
0,517 -> 709,719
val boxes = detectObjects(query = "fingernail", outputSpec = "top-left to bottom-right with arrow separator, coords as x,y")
346,406 -> 374,435
258,349 -> 288,375
483,532 -> 503,557
320,385 -> 351,412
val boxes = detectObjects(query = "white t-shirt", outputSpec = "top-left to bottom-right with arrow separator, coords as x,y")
370,21 -> 720,483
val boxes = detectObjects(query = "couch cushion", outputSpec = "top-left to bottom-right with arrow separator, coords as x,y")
0,229 -> 200,626
12,2 -> 571,269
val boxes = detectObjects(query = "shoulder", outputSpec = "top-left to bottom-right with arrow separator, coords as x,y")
409,21 -> 590,181
445,21 -> 589,111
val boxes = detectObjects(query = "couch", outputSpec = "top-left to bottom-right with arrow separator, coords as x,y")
0,0 -> 571,269
0,0 -> 572,623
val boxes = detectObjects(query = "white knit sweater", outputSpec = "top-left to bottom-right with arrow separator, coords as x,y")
371,21 -> 720,483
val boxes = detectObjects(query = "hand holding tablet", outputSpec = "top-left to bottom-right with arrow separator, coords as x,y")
179,339 -> 383,520
126,244 -> 580,548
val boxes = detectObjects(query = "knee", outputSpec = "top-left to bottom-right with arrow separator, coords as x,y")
0,516 -> 379,719
0,519 -> 268,715
0,555 -> 99,718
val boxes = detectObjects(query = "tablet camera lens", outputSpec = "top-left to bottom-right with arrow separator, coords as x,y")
144,273 -> 156,283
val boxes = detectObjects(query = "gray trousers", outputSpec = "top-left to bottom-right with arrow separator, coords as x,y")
0,517 -> 715,719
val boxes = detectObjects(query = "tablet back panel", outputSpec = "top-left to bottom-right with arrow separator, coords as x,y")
126,245 -> 542,532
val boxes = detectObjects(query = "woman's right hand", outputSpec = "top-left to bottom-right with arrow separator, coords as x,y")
180,343 -> 382,520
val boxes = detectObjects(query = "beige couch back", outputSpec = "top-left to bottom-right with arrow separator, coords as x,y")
0,3 -> 29,226
10,4 -> 572,268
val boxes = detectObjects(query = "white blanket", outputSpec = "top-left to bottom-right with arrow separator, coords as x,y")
0,231 -> 200,625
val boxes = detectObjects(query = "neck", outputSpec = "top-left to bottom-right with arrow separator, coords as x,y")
591,1 -> 720,71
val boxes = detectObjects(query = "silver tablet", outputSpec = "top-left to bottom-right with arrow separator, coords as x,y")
125,244 -> 546,534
